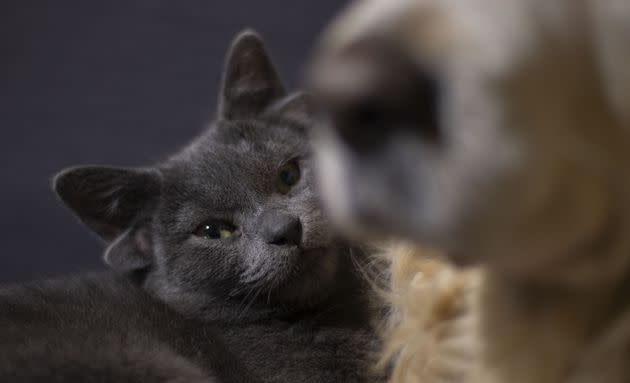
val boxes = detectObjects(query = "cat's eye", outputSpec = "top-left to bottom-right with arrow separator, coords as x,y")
194,221 -> 236,240
277,160 -> 301,194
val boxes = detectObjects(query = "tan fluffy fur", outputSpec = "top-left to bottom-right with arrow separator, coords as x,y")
312,0 -> 630,382
379,244 -> 482,383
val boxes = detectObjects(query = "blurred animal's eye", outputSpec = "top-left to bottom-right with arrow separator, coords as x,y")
335,99 -> 389,153
194,222 -> 236,240
277,160 -> 301,194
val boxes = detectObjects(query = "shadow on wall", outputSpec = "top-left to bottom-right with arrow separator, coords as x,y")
0,0 -> 347,283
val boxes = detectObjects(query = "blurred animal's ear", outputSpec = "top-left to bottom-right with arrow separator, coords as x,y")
219,29 -> 286,120
266,92 -> 314,125
53,166 -> 161,272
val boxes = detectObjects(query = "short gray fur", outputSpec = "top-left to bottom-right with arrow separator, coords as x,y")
0,31 -> 382,383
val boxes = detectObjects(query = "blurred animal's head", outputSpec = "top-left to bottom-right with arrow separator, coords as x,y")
310,0 -> 630,286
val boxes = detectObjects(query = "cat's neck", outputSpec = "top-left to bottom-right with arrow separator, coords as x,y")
143,249 -> 374,326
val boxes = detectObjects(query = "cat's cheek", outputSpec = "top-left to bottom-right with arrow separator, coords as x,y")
167,239 -> 242,284
295,201 -> 336,249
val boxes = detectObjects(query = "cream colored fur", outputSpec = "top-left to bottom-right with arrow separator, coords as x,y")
312,0 -> 630,382
379,244 -> 481,383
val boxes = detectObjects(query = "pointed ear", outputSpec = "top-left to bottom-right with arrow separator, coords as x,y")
266,92 -> 314,124
53,166 -> 161,272
219,29 -> 286,120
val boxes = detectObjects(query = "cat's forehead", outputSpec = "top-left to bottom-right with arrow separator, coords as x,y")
196,118 -> 307,162
160,118 -> 309,196
211,118 -> 309,152
172,118 -> 304,157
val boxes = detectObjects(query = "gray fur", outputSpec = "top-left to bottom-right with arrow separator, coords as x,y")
0,31 -> 381,383
0,273 -> 254,383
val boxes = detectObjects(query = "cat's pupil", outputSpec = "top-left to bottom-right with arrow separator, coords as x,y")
280,169 -> 297,185
277,161 -> 300,194
202,224 -> 220,239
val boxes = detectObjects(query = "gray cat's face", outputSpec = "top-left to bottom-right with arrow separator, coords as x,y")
54,31 -> 343,309
155,115 -> 340,306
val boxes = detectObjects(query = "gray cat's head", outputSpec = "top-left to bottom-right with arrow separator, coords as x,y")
54,31 -> 345,312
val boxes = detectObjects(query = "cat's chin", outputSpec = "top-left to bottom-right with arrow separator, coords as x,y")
264,246 -> 344,307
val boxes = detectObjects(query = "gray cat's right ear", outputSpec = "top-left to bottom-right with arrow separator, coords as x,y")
266,92 -> 313,125
219,30 -> 286,120
53,166 -> 161,273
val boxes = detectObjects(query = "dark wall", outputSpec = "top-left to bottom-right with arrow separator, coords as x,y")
0,0 -> 346,283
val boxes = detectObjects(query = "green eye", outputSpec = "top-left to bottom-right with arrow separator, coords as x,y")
194,222 -> 236,240
277,160 -> 301,194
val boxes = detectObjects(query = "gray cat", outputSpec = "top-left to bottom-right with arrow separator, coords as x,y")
0,31 -> 381,383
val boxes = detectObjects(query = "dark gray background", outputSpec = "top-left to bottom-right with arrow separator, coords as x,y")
0,0 -> 346,283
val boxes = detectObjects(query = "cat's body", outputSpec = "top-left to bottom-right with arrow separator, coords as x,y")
0,31 -> 382,383
310,1 -> 630,383
0,273 -> 250,383
206,258 -> 377,383
0,270 -> 375,383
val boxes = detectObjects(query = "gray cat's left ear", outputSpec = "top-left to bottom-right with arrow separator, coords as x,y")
219,29 -> 287,120
266,92 -> 313,124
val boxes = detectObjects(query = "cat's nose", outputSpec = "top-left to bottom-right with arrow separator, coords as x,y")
259,211 -> 302,247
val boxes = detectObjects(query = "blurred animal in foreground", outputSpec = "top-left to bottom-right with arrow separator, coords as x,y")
377,244 -> 481,383
309,0 -> 630,382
